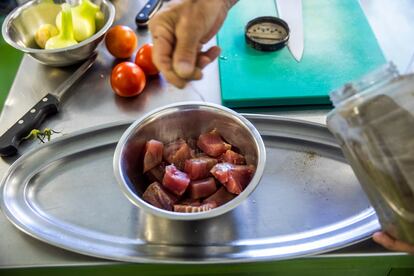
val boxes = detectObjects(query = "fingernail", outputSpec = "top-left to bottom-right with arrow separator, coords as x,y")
176,61 -> 193,77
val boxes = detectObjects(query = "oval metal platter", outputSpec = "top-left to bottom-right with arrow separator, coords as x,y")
0,115 -> 380,263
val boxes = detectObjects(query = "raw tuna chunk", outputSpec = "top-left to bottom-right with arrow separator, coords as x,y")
184,157 -> 218,180
186,137 -> 199,152
143,139 -> 164,173
163,139 -> 193,170
177,198 -> 201,206
197,129 -> 231,157
142,182 -> 177,211
210,163 -> 255,194
203,187 -> 236,207
173,202 -> 217,213
221,150 -> 246,165
189,177 -> 217,199
163,164 -> 191,196
145,163 -> 166,184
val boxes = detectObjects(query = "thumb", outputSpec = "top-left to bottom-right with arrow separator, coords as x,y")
172,17 -> 203,79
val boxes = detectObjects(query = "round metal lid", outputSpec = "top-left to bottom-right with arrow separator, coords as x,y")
245,16 -> 290,51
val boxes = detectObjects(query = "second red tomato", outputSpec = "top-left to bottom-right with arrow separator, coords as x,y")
135,43 -> 159,76
110,62 -> 146,97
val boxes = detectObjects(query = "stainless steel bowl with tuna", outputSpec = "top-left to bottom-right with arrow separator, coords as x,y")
113,102 -> 266,220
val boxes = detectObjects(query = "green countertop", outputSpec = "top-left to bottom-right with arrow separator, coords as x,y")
1,255 -> 414,276
0,15 -> 22,111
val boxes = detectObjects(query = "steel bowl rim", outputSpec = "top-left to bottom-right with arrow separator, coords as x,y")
113,101 -> 267,221
1,0 -> 115,54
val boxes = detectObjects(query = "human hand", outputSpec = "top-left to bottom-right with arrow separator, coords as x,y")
149,0 -> 238,88
373,231 -> 414,254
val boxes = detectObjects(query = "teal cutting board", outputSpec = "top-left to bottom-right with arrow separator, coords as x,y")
217,0 -> 386,108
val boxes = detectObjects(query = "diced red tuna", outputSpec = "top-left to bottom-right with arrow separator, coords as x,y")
173,202 -> 217,213
143,139 -> 164,173
203,186 -> 236,207
199,156 -> 219,168
221,150 -> 246,165
197,129 -> 231,157
184,157 -> 218,180
187,137 -> 205,156
177,198 -> 201,206
145,162 -> 166,184
210,163 -> 255,194
163,139 -> 193,170
162,164 -> 191,196
186,137 -> 198,151
188,177 -> 217,199
142,182 -> 178,211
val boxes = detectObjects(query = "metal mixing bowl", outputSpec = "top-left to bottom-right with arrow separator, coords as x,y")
113,102 -> 266,220
1,0 -> 115,66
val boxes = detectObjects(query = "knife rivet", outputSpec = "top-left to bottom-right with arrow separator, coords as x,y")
139,13 -> 144,17
30,109 -> 36,113
18,120 -> 24,124
42,97 -> 48,102
146,4 -> 150,8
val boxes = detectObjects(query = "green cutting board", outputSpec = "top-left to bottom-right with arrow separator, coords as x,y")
217,0 -> 386,108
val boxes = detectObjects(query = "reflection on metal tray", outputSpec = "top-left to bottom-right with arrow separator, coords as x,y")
0,115 -> 380,263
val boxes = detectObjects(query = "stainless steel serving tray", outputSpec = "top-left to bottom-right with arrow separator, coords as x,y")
0,115 -> 380,263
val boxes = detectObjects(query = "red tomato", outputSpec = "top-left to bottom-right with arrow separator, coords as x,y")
110,62 -> 146,97
135,43 -> 159,76
105,25 -> 137,59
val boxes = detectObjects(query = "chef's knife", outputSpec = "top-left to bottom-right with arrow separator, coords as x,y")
0,54 -> 97,157
275,0 -> 304,62
135,0 -> 164,28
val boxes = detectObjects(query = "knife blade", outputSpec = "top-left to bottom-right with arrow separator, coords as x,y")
135,0 -> 164,28
275,0 -> 304,62
0,53 -> 97,157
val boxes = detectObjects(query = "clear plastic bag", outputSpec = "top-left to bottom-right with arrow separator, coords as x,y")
327,63 -> 414,243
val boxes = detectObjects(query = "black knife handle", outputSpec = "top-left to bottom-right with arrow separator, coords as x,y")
0,94 -> 59,157
136,0 -> 162,27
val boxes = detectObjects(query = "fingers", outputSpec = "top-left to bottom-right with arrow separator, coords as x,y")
150,20 -> 187,88
192,46 -> 222,81
373,232 -> 414,254
197,46 -> 221,69
172,11 -> 203,79
149,2 -> 223,89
